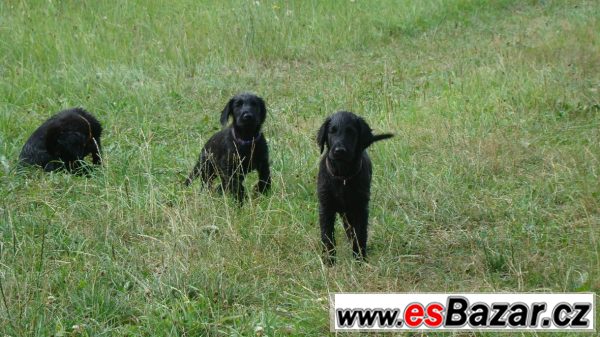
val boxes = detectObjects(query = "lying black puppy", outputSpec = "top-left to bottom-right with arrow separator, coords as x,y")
317,111 -> 393,265
185,93 -> 271,203
19,107 -> 103,173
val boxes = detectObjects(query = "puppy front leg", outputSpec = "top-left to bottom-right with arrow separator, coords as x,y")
185,153 -> 206,186
222,173 -> 246,204
255,160 -> 271,195
233,174 -> 246,203
346,208 -> 369,261
197,152 -> 219,190
319,204 -> 337,266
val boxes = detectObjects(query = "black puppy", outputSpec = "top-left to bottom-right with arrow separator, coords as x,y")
19,107 -> 102,173
185,93 -> 271,203
317,111 -> 393,265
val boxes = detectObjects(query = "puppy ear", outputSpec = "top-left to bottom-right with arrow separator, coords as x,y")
257,96 -> 267,123
45,123 -> 62,155
220,98 -> 234,126
356,116 -> 374,151
357,117 -> 394,150
317,117 -> 331,154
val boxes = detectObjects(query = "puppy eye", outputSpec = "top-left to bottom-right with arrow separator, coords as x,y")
235,100 -> 243,106
330,126 -> 338,133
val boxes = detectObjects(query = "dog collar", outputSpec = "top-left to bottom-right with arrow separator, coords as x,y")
325,157 -> 363,186
231,128 -> 262,146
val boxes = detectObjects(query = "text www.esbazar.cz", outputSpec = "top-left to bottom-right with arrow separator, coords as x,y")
336,296 -> 593,330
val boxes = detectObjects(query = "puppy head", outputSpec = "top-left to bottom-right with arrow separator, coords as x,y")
317,111 -> 393,162
220,93 -> 266,133
45,116 -> 88,162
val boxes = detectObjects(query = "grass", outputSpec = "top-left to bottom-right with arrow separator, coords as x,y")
0,0 -> 599,335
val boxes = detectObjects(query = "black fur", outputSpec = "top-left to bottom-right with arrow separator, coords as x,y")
185,93 -> 271,203
316,111 -> 393,265
18,108 -> 103,173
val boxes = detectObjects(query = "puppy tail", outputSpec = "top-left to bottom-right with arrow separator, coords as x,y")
372,133 -> 394,144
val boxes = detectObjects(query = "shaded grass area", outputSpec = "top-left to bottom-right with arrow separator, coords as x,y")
0,0 -> 599,335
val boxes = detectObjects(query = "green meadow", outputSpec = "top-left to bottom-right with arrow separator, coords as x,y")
0,0 -> 598,335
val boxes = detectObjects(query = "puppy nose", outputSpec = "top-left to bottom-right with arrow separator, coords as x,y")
242,113 -> 252,121
333,147 -> 347,156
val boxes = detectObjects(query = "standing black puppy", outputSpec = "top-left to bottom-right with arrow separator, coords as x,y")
317,111 -> 393,265
19,107 -> 102,173
185,93 -> 271,203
